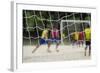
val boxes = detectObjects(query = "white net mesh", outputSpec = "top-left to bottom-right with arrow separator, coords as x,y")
23,10 -> 91,45
61,20 -> 90,44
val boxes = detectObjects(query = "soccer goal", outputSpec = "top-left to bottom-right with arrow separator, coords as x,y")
22,10 -> 91,63
23,10 -> 91,46
60,20 -> 91,44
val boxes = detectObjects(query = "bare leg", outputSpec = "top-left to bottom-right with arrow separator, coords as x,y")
72,40 -> 74,46
76,40 -> 78,47
89,45 -> 91,56
78,41 -> 80,47
72,40 -> 75,46
82,41 -> 84,47
32,44 -> 40,53
84,46 -> 87,56
56,41 -> 60,52
47,41 -> 51,53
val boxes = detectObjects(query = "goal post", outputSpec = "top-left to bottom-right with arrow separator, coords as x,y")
60,20 -> 91,44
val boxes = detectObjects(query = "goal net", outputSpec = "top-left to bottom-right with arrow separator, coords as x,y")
60,20 -> 90,45
23,10 -> 91,46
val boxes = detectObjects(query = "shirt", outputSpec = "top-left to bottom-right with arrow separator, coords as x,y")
41,29 -> 48,39
84,28 -> 91,41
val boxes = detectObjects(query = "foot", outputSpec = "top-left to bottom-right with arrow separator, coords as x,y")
32,49 -> 36,53
56,49 -> 59,52
32,50 -> 34,53
84,53 -> 86,56
89,53 -> 91,56
32,48 -> 37,53
47,50 -> 51,53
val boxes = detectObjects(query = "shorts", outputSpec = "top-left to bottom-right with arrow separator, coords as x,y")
39,38 -> 48,45
85,41 -> 91,45
51,38 -> 60,43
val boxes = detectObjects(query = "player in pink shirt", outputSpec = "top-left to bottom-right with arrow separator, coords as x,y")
78,31 -> 84,47
51,27 -> 59,39
48,26 -> 60,52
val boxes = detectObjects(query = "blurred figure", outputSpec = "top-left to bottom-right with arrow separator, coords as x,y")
32,27 -> 51,53
84,25 -> 91,56
50,26 -> 60,52
78,31 -> 84,47
72,31 -> 79,46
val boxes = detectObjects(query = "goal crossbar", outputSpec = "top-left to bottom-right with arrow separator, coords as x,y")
61,20 -> 90,23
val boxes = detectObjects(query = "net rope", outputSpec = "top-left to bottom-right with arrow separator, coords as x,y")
24,11 -> 90,45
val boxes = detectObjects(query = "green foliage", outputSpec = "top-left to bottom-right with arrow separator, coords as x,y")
85,16 -> 91,20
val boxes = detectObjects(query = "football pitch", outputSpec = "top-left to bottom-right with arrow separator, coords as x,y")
22,45 -> 90,63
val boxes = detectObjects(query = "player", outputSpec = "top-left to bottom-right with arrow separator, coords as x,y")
78,31 -> 84,47
32,27 -> 51,53
62,33 -> 65,39
71,32 -> 75,46
84,25 -> 91,56
50,26 -> 60,52
72,31 -> 79,46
